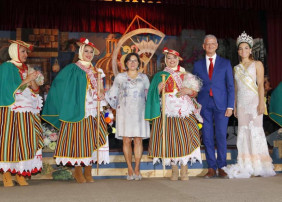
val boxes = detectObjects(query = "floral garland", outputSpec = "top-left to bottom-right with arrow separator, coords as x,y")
42,123 -> 59,151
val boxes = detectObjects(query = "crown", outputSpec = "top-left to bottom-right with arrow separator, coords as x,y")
236,31 -> 253,48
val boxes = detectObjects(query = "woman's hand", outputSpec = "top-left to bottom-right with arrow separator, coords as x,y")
97,89 -> 105,101
158,82 -> 165,94
234,106 -> 237,118
97,93 -> 105,101
25,71 -> 39,83
21,71 -> 39,86
257,102 -> 265,115
176,87 -> 196,97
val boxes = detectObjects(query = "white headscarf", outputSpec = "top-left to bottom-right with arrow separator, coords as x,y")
8,43 -> 23,67
78,44 -> 94,67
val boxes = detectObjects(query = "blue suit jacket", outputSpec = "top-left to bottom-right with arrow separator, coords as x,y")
193,55 -> 235,111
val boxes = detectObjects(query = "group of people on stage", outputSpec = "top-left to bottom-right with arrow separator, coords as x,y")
0,31 -> 276,187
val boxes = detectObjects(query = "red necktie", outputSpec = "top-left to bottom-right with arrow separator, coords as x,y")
208,58 -> 213,96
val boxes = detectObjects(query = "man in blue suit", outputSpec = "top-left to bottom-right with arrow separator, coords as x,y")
193,35 -> 235,178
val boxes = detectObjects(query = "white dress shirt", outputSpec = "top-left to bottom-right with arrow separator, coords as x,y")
205,54 -> 217,73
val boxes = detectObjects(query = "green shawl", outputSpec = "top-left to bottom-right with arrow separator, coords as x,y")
0,62 -> 22,107
41,63 -> 88,129
269,82 -> 282,127
145,71 -> 170,121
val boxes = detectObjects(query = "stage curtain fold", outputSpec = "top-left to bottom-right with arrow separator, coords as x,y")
267,11 -> 282,88
0,0 -> 281,86
0,0 -> 264,38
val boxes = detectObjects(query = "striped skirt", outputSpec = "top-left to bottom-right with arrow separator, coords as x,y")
148,114 -> 202,165
0,107 -> 44,176
54,114 -> 108,166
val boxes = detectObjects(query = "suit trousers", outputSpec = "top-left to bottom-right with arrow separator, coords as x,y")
201,96 -> 229,170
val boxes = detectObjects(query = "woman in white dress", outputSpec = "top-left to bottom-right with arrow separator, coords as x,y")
223,32 -> 276,178
106,53 -> 150,180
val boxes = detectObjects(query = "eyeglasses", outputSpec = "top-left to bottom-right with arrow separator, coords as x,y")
128,59 -> 138,63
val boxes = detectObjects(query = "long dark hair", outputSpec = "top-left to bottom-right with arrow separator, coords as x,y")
124,52 -> 141,71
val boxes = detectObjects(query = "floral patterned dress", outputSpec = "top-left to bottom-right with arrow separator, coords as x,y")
105,72 -> 150,139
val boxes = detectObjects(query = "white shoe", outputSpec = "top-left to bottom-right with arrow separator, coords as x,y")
134,174 -> 142,181
127,175 -> 135,180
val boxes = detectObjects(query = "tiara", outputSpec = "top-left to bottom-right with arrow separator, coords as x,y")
236,31 -> 253,48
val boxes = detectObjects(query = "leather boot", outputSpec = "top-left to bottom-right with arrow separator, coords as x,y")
73,166 -> 86,183
16,174 -> 29,186
170,165 -> 179,181
84,166 -> 94,183
3,172 -> 14,187
180,165 -> 189,181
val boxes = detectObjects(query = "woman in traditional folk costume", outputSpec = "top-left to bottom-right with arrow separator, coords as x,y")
223,32 -> 275,178
269,82 -> 282,127
0,40 -> 44,187
106,53 -> 150,180
42,38 -> 109,183
145,48 -> 203,181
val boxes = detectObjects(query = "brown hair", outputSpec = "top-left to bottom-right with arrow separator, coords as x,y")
124,53 -> 141,71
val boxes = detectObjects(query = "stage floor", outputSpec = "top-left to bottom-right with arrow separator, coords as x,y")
1,174 -> 281,202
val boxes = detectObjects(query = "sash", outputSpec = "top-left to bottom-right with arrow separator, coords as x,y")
76,61 -> 97,91
235,63 -> 267,115
163,67 -> 184,91
234,63 -> 258,95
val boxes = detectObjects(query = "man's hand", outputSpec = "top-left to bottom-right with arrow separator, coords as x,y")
225,108 -> 233,117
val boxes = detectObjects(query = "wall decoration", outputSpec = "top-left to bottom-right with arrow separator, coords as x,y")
111,15 -> 165,80
16,28 -> 59,57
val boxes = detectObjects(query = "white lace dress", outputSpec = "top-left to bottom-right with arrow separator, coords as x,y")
223,62 -> 276,178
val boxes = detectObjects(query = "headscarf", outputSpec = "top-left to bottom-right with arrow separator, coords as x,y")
163,47 -> 185,73
8,40 -> 33,68
78,44 -> 94,67
76,43 -> 97,89
8,43 -> 23,67
164,54 -> 186,73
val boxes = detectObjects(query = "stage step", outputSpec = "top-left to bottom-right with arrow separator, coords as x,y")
31,148 -> 282,180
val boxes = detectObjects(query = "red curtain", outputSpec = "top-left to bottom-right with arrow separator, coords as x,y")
267,11 -> 282,88
0,0 -> 281,86
0,0 -> 262,38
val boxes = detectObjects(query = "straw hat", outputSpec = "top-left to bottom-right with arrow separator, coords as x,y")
8,40 -> 34,51
163,47 -> 183,61
76,38 -> 100,55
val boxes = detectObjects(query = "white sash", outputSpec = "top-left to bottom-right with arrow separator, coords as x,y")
235,63 -> 258,95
